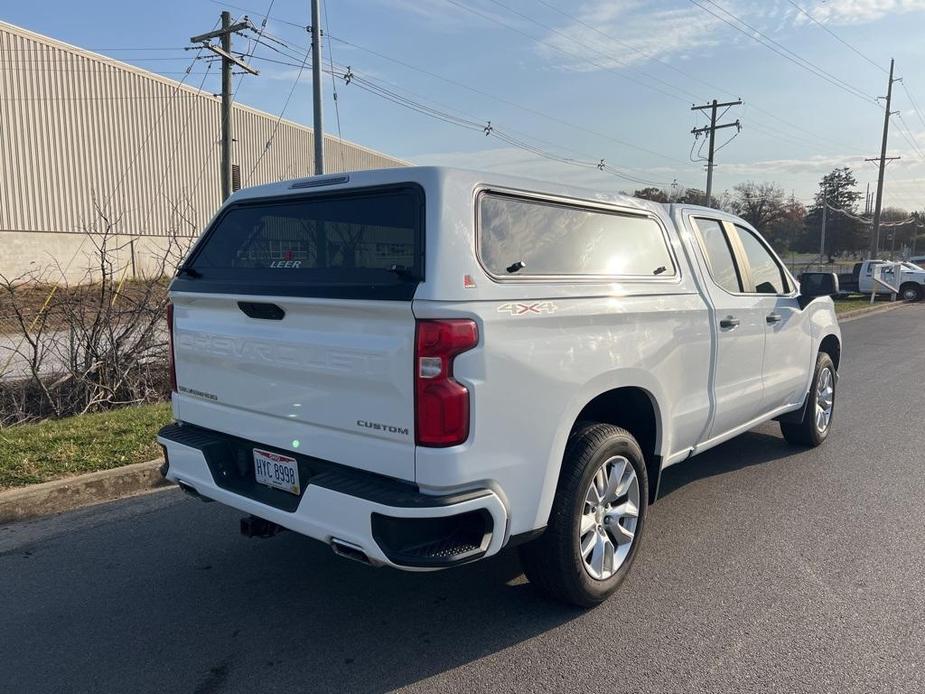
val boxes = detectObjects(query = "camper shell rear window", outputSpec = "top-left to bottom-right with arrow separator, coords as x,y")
173,184 -> 424,300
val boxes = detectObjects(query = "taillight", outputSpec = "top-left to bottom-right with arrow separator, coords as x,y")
166,302 -> 177,393
414,319 -> 478,447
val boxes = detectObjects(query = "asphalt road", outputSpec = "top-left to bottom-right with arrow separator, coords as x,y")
2,304 -> 924,694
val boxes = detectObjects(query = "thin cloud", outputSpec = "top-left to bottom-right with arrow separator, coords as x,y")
370,0 -> 528,32
533,0 -> 925,73
795,0 -> 925,26
538,1 -> 723,70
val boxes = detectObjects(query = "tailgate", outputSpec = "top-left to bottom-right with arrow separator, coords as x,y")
171,295 -> 416,481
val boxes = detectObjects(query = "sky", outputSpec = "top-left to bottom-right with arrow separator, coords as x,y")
4,0 -> 925,210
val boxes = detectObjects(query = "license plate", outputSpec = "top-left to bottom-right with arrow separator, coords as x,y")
253,448 -> 300,495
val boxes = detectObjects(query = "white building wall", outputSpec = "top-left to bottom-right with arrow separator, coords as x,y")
0,21 -> 407,283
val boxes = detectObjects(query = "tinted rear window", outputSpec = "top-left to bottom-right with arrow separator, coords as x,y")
179,185 -> 423,300
478,193 -> 675,278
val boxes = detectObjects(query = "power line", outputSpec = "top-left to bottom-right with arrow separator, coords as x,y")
246,40 -> 312,182
203,0 -> 880,193
464,0 -> 881,161
322,34 -> 690,165
140,59 -> 216,229
744,103 -> 868,155
895,115 -> 925,161
241,25 -> 696,179
344,68 -> 673,186
231,0 -> 275,100
687,0 -> 880,107
783,0 -> 887,74
211,0 -> 884,197
210,0 -> 850,170
900,81 -> 925,133
246,40 -> 680,188
102,24 -> 220,212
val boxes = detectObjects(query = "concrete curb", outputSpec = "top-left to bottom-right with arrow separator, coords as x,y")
0,459 -> 170,525
838,300 -> 910,322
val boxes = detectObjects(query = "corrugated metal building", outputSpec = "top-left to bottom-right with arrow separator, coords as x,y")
0,21 -> 406,282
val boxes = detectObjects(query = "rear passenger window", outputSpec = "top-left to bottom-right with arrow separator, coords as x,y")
692,218 -> 742,293
735,226 -> 789,294
478,193 -> 675,278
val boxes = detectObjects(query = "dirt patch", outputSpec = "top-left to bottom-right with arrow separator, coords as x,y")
0,280 -> 169,334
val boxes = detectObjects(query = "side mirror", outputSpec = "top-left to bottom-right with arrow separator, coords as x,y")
798,272 -> 839,309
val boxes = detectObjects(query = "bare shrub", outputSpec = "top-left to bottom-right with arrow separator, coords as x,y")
0,210 -> 185,426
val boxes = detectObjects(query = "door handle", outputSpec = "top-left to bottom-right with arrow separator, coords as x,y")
766,313 -> 782,324
719,316 -> 740,329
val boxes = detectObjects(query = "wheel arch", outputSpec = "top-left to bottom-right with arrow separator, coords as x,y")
818,333 -> 841,371
571,387 -> 662,500
534,379 -> 667,532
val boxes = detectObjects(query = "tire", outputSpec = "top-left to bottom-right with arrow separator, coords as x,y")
900,283 -> 923,302
519,423 -> 648,607
780,352 -> 836,447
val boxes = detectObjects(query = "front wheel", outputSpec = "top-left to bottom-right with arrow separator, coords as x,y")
780,352 -> 836,447
519,423 -> 648,607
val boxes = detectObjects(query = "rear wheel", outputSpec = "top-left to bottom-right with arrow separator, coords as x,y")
900,283 -> 923,302
519,423 -> 648,607
780,352 -> 835,447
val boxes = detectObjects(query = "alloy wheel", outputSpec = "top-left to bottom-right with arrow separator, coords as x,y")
815,366 -> 834,433
579,456 -> 640,580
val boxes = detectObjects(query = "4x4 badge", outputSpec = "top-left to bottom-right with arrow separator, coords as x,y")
497,302 -> 558,315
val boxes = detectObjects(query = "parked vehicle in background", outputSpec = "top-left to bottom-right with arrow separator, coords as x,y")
838,259 -> 925,301
158,167 -> 842,607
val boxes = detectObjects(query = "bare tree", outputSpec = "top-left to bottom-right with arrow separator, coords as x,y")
730,181 -> 788,233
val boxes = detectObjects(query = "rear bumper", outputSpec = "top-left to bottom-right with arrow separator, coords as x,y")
157,423 -> 509,570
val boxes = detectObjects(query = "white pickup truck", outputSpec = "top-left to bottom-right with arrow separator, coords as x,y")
158,167 -> 842,606
838,259 -> 925,301
859,260 -> 925,301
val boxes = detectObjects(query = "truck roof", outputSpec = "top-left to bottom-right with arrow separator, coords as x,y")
227,165 -> 669,216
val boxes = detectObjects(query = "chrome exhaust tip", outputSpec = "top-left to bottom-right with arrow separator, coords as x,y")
330,538 -> 371,565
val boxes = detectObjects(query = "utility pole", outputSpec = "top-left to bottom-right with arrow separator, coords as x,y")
310,0 -> 325,175
191,12 -> 258,201
691,99 -> 742,207
868,58 -> 901,258
820,189 -> 827,262
220,12 -> 233,200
